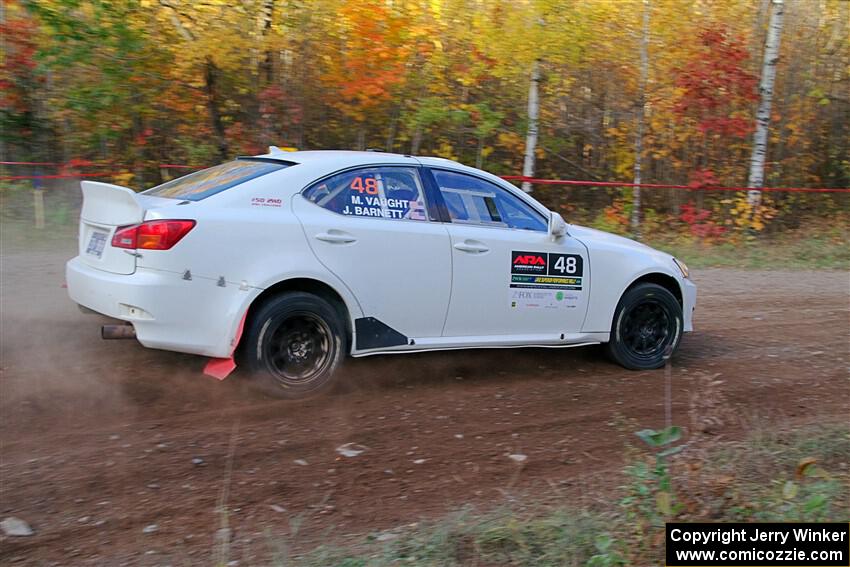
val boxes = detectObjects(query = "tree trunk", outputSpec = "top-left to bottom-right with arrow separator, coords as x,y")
631,0 -> 650,239
747,0 -> 785,207
204,59 -> 230,161
0,0 -> 6,165
260,0 -> 275,85
521,60 -> 540,193
411,127 -> 422,155
385,107 -> 398,152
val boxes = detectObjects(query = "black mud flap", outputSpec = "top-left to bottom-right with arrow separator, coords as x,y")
355,317 -> 409,350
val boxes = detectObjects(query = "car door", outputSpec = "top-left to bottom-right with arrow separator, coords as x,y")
293,165 -> 452,347
429,168 -> 590,341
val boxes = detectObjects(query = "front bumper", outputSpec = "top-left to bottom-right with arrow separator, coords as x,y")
66,256 -> 250,357
682,277 -> 697,332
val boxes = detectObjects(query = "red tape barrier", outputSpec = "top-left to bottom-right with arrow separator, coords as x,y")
1,160 -> 198,169
0,161 -> 66,166
0,172 -> 126,181
502,176 -> 850,194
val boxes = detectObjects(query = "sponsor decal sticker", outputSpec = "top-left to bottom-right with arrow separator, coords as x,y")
508,250 -> 584,309
511,251 -> 548,275
510,251 -> 584,277
251,197 -> 283,207
509,288 -> 579,310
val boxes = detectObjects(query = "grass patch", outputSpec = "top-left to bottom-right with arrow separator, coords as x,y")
646,232 -> 850,270
1,183 -> 79,253
282,423 -> 850,566
0,219 -> 78,254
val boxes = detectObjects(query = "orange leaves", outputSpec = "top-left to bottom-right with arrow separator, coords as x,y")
0,12 -> 42,113
321,0 -> 416,122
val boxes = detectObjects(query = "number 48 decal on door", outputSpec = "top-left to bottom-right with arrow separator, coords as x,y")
552,254 -> 580,275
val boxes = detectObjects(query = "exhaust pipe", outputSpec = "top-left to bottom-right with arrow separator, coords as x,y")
101,324 -> 136,340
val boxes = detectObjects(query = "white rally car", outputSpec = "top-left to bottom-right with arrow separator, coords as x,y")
67,149 -> 696,398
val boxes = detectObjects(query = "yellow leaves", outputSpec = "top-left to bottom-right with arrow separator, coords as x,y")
497,132 -> 524,154
114,172 -> 135,187
725,196 -> 777,232
434,142 -> 458,161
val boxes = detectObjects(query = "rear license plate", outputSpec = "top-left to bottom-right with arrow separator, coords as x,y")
86,230 -> 108,258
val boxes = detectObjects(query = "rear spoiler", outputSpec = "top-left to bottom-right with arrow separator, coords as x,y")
80,181 -> 144,226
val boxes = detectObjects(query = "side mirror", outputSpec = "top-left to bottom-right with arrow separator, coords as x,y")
548,211 -> 568,239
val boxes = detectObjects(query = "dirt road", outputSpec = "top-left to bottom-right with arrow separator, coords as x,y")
1,243 -> 848,565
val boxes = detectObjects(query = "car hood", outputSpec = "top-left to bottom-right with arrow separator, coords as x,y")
567,224 -> 652,251
567,224 -> 675,261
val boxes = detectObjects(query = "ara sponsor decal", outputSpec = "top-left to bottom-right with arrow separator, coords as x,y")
509,288 -> 579,310
510,251 -> 584,277
511,251 -> 548,275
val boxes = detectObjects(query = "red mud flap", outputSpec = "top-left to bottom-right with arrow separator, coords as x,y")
204,357 -> 237,380
203,312 -> 247,381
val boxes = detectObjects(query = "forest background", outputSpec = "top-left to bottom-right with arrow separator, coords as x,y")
1,0 -> 848,248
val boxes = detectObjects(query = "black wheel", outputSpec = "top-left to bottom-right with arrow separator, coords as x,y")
243,292 -> 345,399
606,283 -> 683,370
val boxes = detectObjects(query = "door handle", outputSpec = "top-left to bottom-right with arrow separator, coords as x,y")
315,231 -> 357,244
453,241 -> 490,254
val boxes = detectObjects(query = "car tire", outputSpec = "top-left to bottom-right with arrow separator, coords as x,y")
243,292 -> 345,399
606,283 -> 683,370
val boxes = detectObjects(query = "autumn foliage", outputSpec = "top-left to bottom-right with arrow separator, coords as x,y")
1,0 -> 847,238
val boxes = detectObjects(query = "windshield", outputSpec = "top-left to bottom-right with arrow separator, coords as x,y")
143,159 -> 292,201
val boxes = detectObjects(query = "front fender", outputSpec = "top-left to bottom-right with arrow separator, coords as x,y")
581,248 -> 685,333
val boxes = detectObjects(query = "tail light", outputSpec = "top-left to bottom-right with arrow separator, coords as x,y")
111,220 -> 196,250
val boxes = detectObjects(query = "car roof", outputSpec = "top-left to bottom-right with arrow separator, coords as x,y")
252,148 -> 418,167
252,148 -> 490,171
253,147 -> 504,182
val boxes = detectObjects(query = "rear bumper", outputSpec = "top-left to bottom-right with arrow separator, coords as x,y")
66,256 -> 251,357
682,277 -> 697,332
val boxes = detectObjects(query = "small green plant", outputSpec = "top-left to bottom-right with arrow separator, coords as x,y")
586,533 -> 625,567
621,426 -> 685,529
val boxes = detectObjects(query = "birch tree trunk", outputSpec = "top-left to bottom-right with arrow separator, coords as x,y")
521,60 -> 540,193
0,0 -> 6,164
747,0 -> 785,207
411,127 -> 422,155
631,0 -> 650,238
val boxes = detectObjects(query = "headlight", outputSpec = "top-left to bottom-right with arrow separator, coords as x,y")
673,257 -> 690,279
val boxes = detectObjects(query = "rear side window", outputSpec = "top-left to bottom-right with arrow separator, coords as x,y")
143,159 -> 291,201
303,167 -> 429,221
